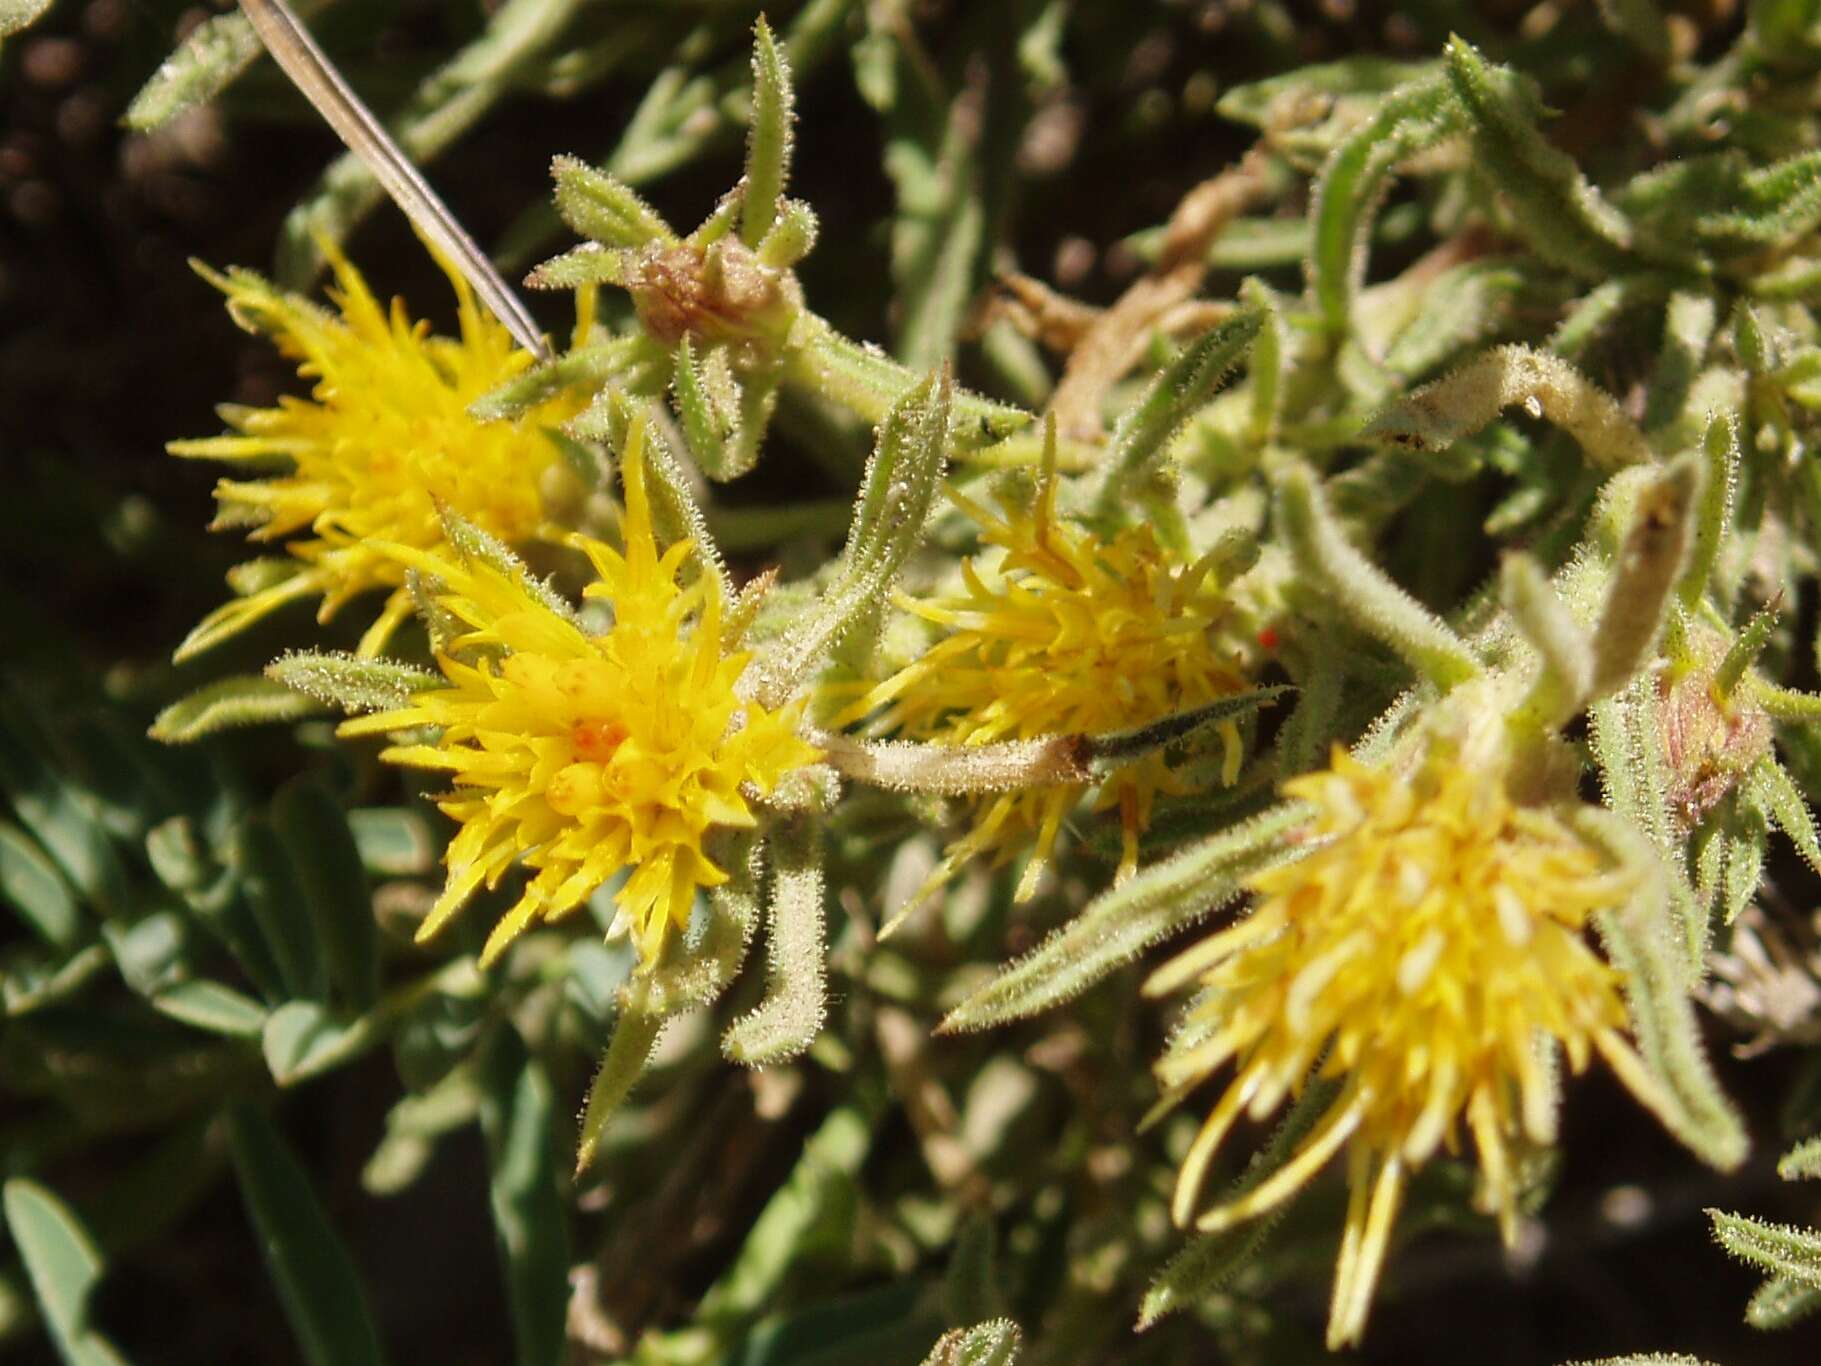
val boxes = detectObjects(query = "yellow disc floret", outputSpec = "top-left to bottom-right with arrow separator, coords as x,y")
339,423 -> 821,968
168,239 -> 582,661
845,471 -> 1252,902
1150,743 -> 1655,1348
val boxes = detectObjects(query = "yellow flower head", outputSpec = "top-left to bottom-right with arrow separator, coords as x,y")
169,240 -> 583,661
845,471 -> 1252,899
1150,742 -> 1653,1348
340,423 -> 822,968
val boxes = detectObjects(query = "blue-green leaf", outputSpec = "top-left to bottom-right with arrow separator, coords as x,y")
478,1024 -> 570,1366
224,1103 -> 388,1366
2,1179 -> 127,1366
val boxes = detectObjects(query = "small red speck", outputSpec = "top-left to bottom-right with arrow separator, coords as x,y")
1257,626 -> 1280,651
573,718 -> 629,762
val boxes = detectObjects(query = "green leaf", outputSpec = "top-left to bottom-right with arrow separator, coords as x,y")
551,154 -> 677,249
237,818 -> 328,1003
275,781 -> 379,1010
723,818 -> 827,1065
1138,1080 -> 1338,1328
1697,150 -> 1821,249
784,322 -> 1028,449
346,808 -> 437,878
1089,309 -> 1264,529
149,674 -> 326,744
1588,455 -> 1700,698
1780,1134 -> 1821,1180
2,1179 -> 127,1366
1443,38 -> 1642,278
1746,1273 -> 1821,1329
1579,810 -> 1747,1172
267,652 -> 442,716
263,1000 -> 376,1084
694,1094 -> 884,1323
148,815 -> 285,1002
1310,73 -> 1460,331
745,369 -> 952,707
152,978 -> 270,1039
919,1319 -> 1022,1366
123,1 -> 336,129
0,697 -> 129,918
1710,1207 -> 1821,1290
225,1103 -> 388,1366
478,1024 -> 570,1366
0,820 -> 80,950
100,910 -> 190,999
741,16 -> 796,247
575,981 -> 664,1172
939,803 -> 1307,1032
1278,466 -> 1482,692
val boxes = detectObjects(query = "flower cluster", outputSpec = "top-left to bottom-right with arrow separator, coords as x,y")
169,241 -> 581,661
1151,741 -> 1652,1348
846,474 -> 1254,898
333,425 -> 821,968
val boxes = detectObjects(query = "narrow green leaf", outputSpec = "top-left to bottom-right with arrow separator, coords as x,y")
1710,1208 -> 1821,1289
1588,455 -> 1700,698
153,979 -> 270,1039
1365,344 -> 1651,469
267,652 -> 442,716
745,369 -> 952,707
1698,150 -> 1821,249
101,910 -> 190,999
575,982 -> 664,1172
741,16 -> 796,247
1580,810 -> 1747,1171
551,154 -> 676,249
0,697 -> 130,918
123,1 -> 336,129
263,1000 -> 374,1084
723,818 -> 827,1065
939,803 -> 1307,1032
784,320 -> 1028,449
1779,1134 -> 1821,1180
225,1103 -> 388,1366
1501,553 -> 1593,733
1309,73 -> 1460,330
148,815 -> 285,1002
1746,1273 -> 1821,1329
1678,413 -> 1737,610
1278,466 -> 1482,692
1138,1079 -> 1338,1328
1443,38 -> 1641,278
478,1024 -> 570,1366
0,820 -> 80,950
275,781 -> 380,1011
149,674 -> 327,744
1714,605 -> 1779,702
2,1179 -> 127,1366
1090,310 -> 1263,525
919,1319 -> 1022,1366
694,1095 -> 883,1321
237,819 -> 328,1003
346,808 -> 437,878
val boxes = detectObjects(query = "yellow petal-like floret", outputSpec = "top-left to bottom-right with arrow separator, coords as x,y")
846,473 -> 1252,899
168,240 -> 582,661
1153,743 -> 1652,1348
344,425 -> 821,969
